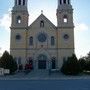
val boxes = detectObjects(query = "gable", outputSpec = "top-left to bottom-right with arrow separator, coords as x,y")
29,14 -> 56,30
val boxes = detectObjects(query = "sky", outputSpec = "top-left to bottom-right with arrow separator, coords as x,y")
0,0 -> 90,58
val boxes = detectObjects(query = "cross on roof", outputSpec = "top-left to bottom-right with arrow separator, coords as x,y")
41,10 -> 43,14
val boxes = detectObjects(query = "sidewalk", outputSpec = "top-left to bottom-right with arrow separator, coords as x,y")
0,70 -> 90,80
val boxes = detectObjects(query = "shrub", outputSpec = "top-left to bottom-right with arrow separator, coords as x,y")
79,58 -> 86,71
0,51 -> 17,74
61,54 -> 82,75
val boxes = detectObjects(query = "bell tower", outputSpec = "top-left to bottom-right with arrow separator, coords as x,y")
11,0 -> 29,28
57,0 -> 74,28
57,0 -> 75,68
10,0 -> 29,67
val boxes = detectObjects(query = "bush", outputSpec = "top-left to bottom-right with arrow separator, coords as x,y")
79,55 -> 90,72
85,61 -> 90,71
0,51 -> 17,74
79,58 -> 86,71
61,54 -> 82,75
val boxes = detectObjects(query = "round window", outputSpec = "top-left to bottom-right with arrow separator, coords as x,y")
38,33 -> 47,42
16,34 -> 21,40
63,34 -> 69,40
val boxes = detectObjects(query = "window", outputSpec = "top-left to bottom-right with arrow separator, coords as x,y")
18,0 -> 21,5
63,34 -> 69,40
68,0 -> 70,4
60,0 -> 62,4
38,33 -> 47,42
18,57 -> 21,65
51,36 -> 55,46
63,0 -> 66,4
63,15 -> 68,23
15,34 -> 21,40
29,36 -> 33,45
17,16 -> 21,24
23,0 -> 25,5
40,20 -> 44,28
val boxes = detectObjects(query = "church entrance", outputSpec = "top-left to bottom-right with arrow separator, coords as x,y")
38,54 -> 47,69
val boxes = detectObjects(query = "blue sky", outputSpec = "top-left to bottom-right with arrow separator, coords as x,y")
0,0 -> 90,58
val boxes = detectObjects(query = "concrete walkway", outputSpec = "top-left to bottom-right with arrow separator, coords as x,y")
0,70 -> 90,80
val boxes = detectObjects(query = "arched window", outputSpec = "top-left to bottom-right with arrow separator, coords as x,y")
63,15 -> 68,23
68,0 -> 70,4
17,16 -> 21,24
29,36 -> 33,46
23,0 -> 25,5
40,20 -> 44,28
63,0 -> 66,4
18,57 -> 21,65
18,0 -> 21,5
60,0 -> 62,4
51,36 -> 55,46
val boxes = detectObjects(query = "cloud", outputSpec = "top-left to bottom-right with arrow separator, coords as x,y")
0,9 -> 11,32
75,23 -> 89,32
0,42 -> 10,56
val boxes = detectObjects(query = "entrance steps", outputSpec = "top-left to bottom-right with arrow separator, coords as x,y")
28,70 -> 49,78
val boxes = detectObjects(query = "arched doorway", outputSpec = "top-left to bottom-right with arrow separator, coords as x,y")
38,54 -> 47,69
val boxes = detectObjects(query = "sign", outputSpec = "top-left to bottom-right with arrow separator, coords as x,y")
4,69 -> 10,74
0,68 -> 4,75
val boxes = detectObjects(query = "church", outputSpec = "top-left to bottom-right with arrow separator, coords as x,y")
10,0 -> 74,70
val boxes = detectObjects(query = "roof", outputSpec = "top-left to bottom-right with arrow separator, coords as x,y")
29,13 -> 56,29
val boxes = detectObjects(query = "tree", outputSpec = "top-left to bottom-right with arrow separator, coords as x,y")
0,51 -> 17,74
79,57 -> 86,71
61,54 -> 82,75
78,52 -> 90,72
83,52 -> 90,71
8,55 -> 17,74
87,52 -> 90,61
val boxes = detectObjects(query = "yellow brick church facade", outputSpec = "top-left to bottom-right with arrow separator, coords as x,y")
10,0 -> 74,70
